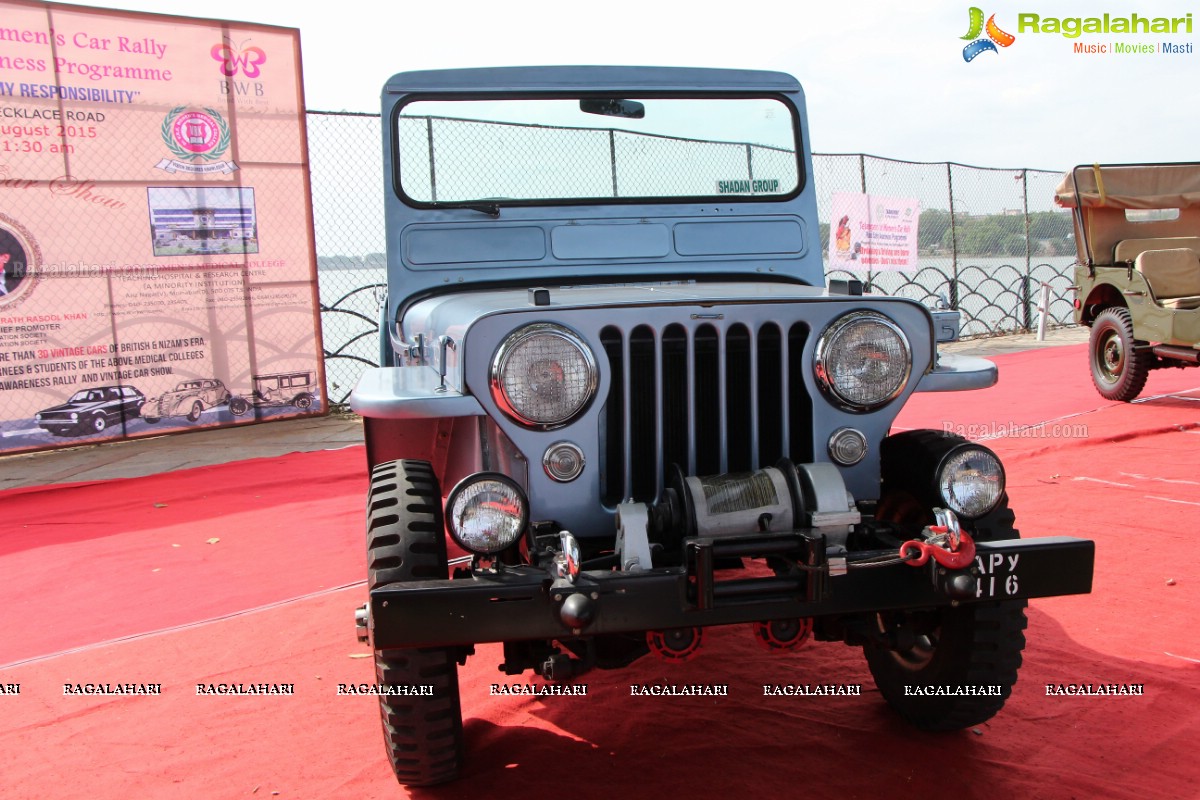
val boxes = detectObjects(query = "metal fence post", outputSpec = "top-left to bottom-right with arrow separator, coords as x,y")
426,117 -> 437,203
610,130 -> 619,197
1021,274 -> 1031,330
946,162 -> 958,310
1022,169 -> 1032,331
860,154 -> 874,291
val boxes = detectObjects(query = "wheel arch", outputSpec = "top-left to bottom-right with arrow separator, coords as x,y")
1081,282 -> 1127,325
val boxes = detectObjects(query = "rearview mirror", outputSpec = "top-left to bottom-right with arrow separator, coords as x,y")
579,98 -> 645,119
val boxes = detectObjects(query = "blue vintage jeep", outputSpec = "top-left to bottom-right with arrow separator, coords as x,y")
350,66 -> 1094,786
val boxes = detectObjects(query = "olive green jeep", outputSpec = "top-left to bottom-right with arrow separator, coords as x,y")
1058,163 -> 1200,400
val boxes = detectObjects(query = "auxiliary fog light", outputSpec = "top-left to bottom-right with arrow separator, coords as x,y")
828,427 -> 868,465
937,446 -> 1005,519
446,473 -> 529,555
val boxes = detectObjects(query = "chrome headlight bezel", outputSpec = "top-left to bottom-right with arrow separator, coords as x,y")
814,311 -> 912,412
490,323 -> 598,429
543,441 -> 586,482
935,444 -> 1006,520
445,472 -> 530,555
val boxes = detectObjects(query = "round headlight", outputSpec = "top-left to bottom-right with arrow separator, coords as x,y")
446,473 -> 529,555
937,446 -> 1005,519
491,323 -> 597,428
815,312 -> 911,411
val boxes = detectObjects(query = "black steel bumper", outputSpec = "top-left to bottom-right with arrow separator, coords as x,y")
369,536 -> 1094,650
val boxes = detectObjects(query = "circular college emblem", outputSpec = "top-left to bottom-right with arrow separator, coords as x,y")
173,111 -> 220,154
161,107 -> 231,161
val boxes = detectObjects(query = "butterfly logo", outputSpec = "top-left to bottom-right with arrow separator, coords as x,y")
211,38 -> 267,78
961,7 -> 1015,62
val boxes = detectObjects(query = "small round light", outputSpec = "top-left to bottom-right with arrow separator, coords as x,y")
815,312 -> 911,411
491,324 -> 597,428
937,446 -> 1005,519
543,442 -> 585,482
445,473 -> 529,555
828,427 -> 868,465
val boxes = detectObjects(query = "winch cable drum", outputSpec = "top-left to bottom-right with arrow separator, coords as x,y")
627,460 -> 862,556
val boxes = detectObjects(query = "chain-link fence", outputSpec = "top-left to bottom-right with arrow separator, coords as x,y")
816,155 -> 1075,338
306,111 -> 388,404
307,112 -> 1075,404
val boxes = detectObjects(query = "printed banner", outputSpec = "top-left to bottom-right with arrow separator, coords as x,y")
0,0 -> 324,455
827,192 -> 920,271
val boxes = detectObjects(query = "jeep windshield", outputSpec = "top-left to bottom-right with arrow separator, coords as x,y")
393,96 -> 801,206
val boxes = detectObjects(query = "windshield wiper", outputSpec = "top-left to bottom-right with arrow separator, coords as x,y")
428,201 -> 502,217
463,202 -> 500,217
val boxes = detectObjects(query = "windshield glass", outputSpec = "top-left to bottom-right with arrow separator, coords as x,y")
395,97 -> 800,205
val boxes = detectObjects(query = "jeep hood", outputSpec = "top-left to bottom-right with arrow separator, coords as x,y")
400,280 -> 930,350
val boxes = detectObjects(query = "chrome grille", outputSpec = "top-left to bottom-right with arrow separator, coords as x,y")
600,319 -> 812,505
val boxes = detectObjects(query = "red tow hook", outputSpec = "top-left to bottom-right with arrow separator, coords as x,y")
900,525 -> 977,570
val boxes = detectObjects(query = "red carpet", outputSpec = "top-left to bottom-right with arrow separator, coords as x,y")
0,447 -> 367,667
2,344 -> 1199,799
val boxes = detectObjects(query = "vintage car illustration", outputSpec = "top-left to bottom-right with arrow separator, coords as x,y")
1058,163 -> 1200,400
35,385 -> 145,436
141,378 -> 231,423
349,66 -> 1096,786
228,371 -> 318,416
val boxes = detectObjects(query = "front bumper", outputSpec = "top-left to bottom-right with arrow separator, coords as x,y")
142,401 -> 169,416
369,535 -> 1094,649
36,418 -> 80,430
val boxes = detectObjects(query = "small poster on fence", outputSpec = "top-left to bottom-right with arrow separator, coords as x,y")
827,192 -> 920,271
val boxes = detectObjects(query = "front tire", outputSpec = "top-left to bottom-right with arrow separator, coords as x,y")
186,401 -> 203,423
1090,307 -> 1149,401
865,431 -> 1028,730
367,459 -> 463,786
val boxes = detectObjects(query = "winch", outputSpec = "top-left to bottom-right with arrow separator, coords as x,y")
616,459 -> 862,572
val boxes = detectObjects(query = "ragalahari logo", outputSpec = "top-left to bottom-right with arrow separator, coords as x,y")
961,7 -> 1016,61
211,38 -> 266,78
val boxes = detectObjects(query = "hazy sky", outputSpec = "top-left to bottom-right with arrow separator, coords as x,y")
60,0 -> 1200,172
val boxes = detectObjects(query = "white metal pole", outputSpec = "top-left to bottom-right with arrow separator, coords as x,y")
1036,282 -> 1050,341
